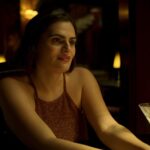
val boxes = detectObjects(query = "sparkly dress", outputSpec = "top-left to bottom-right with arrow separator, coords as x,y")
29,74 -> 89,143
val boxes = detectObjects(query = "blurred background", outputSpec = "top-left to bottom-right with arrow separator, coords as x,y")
0,0 -> 150,146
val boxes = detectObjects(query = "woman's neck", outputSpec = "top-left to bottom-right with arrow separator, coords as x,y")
31,68 -> 64,92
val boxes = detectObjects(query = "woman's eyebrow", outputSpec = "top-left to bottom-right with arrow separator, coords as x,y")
48,34 -> 77,40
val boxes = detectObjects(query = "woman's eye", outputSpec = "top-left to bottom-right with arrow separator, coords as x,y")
49,36 -> 77,46
51,37 -> 63,44
70,40 -> 76,46
53,38 -> 61,43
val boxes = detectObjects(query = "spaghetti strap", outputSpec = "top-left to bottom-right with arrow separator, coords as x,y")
63,73 -> 67,94
33,73 -> 89,142
28,75 -> 39,99
29,74 -> 66,99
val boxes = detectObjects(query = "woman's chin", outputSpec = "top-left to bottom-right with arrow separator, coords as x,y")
55,65 -> 70,73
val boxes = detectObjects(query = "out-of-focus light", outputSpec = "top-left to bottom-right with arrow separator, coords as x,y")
119,7 -> 129,20
0,55 -> 6,63
113,52 -> 121,69
21,9 -> 38,20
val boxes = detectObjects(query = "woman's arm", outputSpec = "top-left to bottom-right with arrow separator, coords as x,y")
79,67 -> 150,150
0,77 -> 101,150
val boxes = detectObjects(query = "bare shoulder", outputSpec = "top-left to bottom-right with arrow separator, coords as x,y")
0,76 -> 20,84
0,76 -> 29,91
0,77 -> 21,93
70,66 -> 94,77
70,66 -> 96,83
72,66 -> 92,73
0,76 -> 34,109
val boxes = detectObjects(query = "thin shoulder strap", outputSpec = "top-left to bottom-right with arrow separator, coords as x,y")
63,73 -> 67,93
28,75 -> 39,99
29,74 -> 66,98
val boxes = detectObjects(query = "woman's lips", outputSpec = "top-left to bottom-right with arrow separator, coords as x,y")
58,55 -> 71,62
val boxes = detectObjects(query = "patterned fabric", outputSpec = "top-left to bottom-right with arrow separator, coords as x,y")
29,74 -> 89,143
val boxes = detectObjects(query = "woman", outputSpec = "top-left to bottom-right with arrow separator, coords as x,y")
0,9 -> 149,150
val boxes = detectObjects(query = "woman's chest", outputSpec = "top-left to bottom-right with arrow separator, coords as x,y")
34,78 -> 82,108
67,83 -> 82,108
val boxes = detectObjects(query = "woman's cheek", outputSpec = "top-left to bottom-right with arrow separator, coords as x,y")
72,48 -> 76,57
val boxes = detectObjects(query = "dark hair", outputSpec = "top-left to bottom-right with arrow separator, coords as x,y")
10,8 -> 77,73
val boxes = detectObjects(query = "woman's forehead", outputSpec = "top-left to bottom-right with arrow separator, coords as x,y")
46,21 -> 76,36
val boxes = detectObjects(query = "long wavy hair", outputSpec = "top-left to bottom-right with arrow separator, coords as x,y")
9,8 -> 77,73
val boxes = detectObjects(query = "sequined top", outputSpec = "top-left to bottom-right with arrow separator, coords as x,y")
29,74 -> 89,143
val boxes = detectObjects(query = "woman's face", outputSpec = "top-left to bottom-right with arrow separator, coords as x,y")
36,21 -> 77,73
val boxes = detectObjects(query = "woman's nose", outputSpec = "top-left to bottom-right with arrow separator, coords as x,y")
62,42 -> 71,52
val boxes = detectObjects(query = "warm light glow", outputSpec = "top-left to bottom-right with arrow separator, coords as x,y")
0,55 -> 6,63
21,9 -> 38,20
20,0 -> 39,23
119,7 -> 129,20
113,52 -> 121,69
